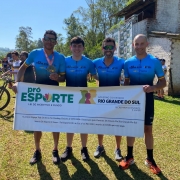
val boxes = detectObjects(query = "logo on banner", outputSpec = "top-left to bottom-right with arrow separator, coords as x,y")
79,89 -> 97,104
21,87 -> 74,103
43,93 -> 52,102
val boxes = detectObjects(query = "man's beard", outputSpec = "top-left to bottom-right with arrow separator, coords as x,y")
44,44 -> 54,51
104,51 -> 113,58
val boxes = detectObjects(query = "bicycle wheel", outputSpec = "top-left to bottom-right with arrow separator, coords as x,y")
0,87 -> 11,110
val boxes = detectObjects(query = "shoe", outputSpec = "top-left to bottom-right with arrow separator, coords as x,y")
145,158 -> 161,174
114,148 -> 123,161
29,150 -> 42,165
94,145 -> 105,158
61,147 -> 72,160
81,147 -> 90,161
119,157 -> 134,170
52,150 -> 60,165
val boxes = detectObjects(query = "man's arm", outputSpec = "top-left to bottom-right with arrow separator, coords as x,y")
49,73 -> 65,82
92,74 -> 99,80
16,64 -> 27,82
143,77 -> 166,93
59,74 -> 65,82
124,78 -> 130,85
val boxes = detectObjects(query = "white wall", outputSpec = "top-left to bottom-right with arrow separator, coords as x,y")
170,39 -> 180,95
149,0 -> 180,33
147,37 -> 171,94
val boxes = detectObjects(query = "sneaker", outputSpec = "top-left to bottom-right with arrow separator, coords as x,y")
29,150 -> 42,165
119,157 -> 134,170
145,158 -> 161,174
52,150 -> 60,165
114,148 -> 123,161
60,147 -> 72,160
94,145 -> 105,158
81,147 -> 90,161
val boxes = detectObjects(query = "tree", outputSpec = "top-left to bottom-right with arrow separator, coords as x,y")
126,0 -> 135,6
75,0 -> 125,37
61,0 -> 131,59
69,0 -> 128,59
28,40 -> 38,51
62,14 -> 86,56
64,14 -> 85,41
0,52 -> 5,60
37,38 -> 43,48
15,26 -> 33,52
54,33 -> 66,54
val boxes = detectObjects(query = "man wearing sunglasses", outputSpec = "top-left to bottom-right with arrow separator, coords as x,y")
12,30 -> 66,165
119,34 -> 166,175
93,37 -> 125,161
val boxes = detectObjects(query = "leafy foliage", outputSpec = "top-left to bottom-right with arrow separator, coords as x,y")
126,0 -> 135,6
15,26 -> 33,52
12,0 -> 135,58
109,20 -> 125,33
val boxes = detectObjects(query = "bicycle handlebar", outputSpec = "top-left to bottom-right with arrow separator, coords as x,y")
0,74 -> 13,83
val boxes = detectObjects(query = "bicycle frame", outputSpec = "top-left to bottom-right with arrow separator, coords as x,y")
0,75 -> 12,110
0,81 -> 8,98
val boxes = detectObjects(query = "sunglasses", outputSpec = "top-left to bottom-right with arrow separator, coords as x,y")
103,45 -> 114,50
44,36 -> 56,43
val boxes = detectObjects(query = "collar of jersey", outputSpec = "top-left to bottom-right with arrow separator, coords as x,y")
102,56 -> 116,66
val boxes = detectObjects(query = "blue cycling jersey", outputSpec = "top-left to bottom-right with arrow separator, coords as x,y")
124,54 -> 164,86
25,48 -> 65,85
93,56 -> 124,86
65,56 -> 96,87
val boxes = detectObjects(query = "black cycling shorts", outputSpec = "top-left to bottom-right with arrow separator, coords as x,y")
145,93 -> 154,125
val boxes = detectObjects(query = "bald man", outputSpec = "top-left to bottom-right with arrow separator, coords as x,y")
119,34 -> 166,174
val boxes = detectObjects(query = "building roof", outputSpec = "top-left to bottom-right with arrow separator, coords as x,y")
112,0 -> 156,17
149,31 -> 180,39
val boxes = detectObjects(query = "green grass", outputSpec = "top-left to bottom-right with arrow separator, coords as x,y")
0,80 -> 180,180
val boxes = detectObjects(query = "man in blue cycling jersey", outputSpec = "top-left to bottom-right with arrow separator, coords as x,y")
93,37 -> 125,161
60,36 -> 97,161
119,34 -> 166,175
12,30 -> 65,165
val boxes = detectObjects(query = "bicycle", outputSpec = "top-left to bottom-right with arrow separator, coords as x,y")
0,74 -> 13,110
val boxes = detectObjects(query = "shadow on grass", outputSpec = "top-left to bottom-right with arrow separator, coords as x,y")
24,130 -> 34,134
86,159 -> 109,180
154,95 -> 180,105
157,172 -> 169,180
129,163 -> 154,180
103,154 -> 132,180
37,161 -> 53,180
58,155 -> 92,180
130,163 -> 169,180
0,110 -> 13,122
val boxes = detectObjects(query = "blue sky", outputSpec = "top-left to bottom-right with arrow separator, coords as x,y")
0,0 -> 88,49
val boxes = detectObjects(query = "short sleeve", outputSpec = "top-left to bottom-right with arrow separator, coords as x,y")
155,59 -> 164,78
25,50 -> 36,66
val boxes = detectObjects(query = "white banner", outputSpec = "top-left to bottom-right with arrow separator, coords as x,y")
14,83 -> 145,137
